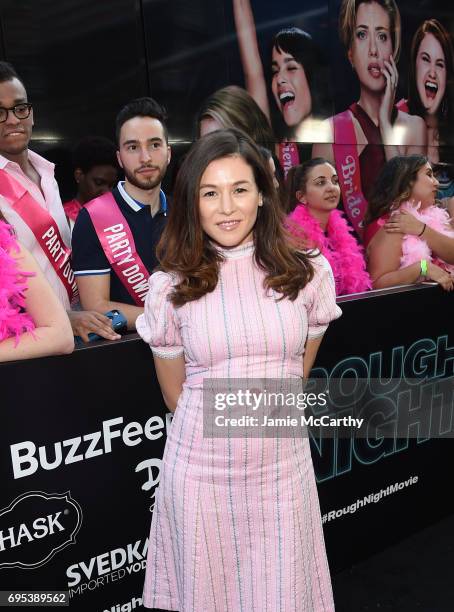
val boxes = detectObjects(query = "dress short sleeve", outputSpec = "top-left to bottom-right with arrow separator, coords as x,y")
306,254 -> 342,339
136,271 -> 184,359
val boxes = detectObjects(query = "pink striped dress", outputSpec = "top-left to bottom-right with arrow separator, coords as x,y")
136,243 -> 341,611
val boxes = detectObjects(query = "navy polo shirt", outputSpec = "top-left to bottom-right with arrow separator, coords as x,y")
72,182 -> 167,305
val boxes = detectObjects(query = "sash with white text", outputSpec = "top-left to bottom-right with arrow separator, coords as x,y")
0,169 -> 78,301
278,142 -> 300,179
333,111 -> 368,239
85,193 -> 150,306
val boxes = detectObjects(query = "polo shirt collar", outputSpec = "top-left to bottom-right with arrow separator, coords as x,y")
117,181 -> 166,215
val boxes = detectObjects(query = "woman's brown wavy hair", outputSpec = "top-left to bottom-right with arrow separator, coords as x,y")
156,128 -> 315,306
364,155 -> 428,225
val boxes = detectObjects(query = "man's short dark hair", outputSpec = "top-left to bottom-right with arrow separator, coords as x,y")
72,136 -> 118,173
0,61 -> 23,85
115,97 -> 168,144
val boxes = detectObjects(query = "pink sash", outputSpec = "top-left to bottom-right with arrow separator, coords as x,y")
278,142 -> 300,178
333,111 -> 368,238
0,169 -> 78,301
85,193 -> 151,306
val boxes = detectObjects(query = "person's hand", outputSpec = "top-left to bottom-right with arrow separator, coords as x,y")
379,55 -> 399,140
426,262 -> 454,291
384,209 -> 425,236
68,310 -> 121,342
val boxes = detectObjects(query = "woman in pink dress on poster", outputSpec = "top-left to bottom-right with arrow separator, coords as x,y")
136,128 -> 341,611
313,0 -> 426,237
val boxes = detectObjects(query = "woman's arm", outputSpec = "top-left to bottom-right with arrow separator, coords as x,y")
367,229 -> 453,290
447,197 -> 454,228
0,244 -> 74,362
384,209 -> 454,264
153,354 -> 186,413
367,230 -> 421,288
232,0 -> 270,121
303,335 -> 324,378
379,58 -> 427,157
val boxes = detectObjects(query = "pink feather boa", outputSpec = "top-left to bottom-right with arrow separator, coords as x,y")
287,205 -> 371,295
0,221 -> 35,342
399,202 -> 454,274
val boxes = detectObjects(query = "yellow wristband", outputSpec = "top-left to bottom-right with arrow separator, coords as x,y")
420,259 -> 428,277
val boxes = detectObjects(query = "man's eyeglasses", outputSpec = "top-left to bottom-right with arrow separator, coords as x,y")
0,103 -> 33,123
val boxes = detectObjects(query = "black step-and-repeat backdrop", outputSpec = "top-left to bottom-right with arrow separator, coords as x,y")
2,284 -> 454,611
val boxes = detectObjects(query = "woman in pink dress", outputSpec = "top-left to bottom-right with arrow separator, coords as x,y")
136,128 -> 341,611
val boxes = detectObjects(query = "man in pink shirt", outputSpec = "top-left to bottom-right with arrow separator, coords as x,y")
0,61 -> 119,342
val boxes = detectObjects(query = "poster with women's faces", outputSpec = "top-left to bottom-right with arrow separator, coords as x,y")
142,0 -> 332,144
330,0 -> 454,146
326,0 -> 454,208
142,0 -> 454,156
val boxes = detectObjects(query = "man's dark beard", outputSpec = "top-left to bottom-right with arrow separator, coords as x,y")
124,165 -> 166,191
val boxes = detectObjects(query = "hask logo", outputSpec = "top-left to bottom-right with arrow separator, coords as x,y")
0,491 -> 82,569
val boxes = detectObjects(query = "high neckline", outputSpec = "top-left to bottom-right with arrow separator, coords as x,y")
215,241 -> 254,259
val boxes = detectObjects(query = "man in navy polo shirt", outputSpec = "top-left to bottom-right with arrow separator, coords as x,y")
72,97 -> 170,329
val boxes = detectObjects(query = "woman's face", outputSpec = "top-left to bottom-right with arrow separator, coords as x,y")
410,162 -> 439,206
348,1 -> 393,93
415,32 -> 447,116
297,163 -> 340,212
271,46 -> 312,127
198,155 -> 262,248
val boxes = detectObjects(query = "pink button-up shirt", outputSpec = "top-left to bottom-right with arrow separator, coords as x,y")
0,149 -> 72,309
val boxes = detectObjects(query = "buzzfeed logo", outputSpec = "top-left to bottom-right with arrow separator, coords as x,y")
67,539 -> 148,597
10,416 -> 167,480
